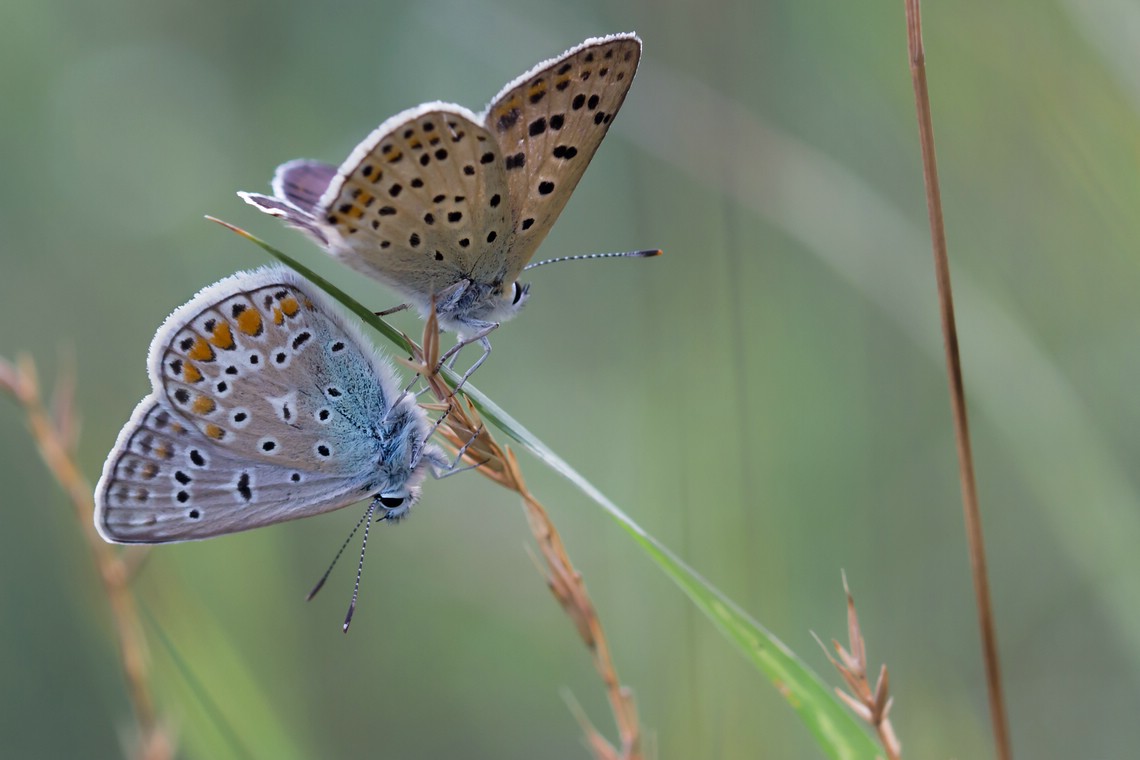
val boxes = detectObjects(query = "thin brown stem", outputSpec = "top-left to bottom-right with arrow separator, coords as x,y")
1,355 -> 169,757
902,3 -> 1011,758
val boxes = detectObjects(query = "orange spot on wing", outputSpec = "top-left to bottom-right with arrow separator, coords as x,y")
205,424 -> 225,440
141,462 -> 158,479
273,307 -> 284,325
191,396 -> 216,415
209,322 -> 235,350
187,337 -> 216,362
183,363 -> 203,383
280,296 -> 300,317
153,442 -> 172,460
528,81 -> 547,100
236,308 -> 263,336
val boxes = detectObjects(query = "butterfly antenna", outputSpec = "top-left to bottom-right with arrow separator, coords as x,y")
343,503 -> 384,633
307,507 -> 371,601
522,249 -> 661,271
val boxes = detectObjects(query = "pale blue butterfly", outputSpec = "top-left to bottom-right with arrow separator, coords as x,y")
239,33 -> 657,385
95,265 -> 471,628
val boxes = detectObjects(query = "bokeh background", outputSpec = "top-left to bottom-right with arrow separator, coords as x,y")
3,0 -> 1139,757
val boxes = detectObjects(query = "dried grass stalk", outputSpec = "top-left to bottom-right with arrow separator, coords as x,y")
903,1 -> 1010,755
407,314 -> 642,760
815,573 -> 900,760
1,354 -> 171,758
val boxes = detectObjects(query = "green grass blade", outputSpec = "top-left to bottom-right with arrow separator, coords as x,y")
211,219 -> 882,758
458,387 -> 881,759
140,604 -> 259,760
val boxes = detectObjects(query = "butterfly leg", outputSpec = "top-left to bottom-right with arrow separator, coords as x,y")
436,331 -> 477,371
388,366 -> 439,418
436,323 -> 498,393
436,320 -> 497,372
396,363 -> 437,400
380,387 -> 419,425
399,372 -> 436,400
374,302 -> 410,318
423,404 -> 455,440
424,427 -> 487,478
455,334 -> 493,391
421,407 -> 476,461
437,455 -> 489,479
446,425 -> 483,468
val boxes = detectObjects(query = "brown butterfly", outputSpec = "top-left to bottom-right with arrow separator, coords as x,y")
240,33 -> 657,384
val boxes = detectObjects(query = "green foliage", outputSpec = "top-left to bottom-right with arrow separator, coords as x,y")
246,231 -> 882,758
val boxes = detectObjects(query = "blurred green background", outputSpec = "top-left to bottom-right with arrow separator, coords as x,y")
3,0 -> 1139,756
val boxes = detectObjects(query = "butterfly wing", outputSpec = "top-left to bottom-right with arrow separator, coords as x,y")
304,104 -> 515,307
240,35 -> 640,312
96,267 -> 420,543
238,161 -> 340,247
151,269 -> 399,464
273,159 -> 338,213
481,33 -> 641,284
95,397 -> 383,543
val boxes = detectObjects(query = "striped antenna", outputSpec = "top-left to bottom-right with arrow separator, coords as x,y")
523,249 -> 662,271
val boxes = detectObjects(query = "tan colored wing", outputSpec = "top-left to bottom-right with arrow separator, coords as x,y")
481,33 -> 641,283
316,103 -> 514,301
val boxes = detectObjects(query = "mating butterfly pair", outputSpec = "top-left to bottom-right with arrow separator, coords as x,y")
96,34 -> 651,627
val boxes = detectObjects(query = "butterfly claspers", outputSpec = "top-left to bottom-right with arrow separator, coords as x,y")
239,33 -> 658,385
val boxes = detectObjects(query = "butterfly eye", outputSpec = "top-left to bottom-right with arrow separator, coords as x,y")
378,496 -> 405,510
511,281 -> 525,305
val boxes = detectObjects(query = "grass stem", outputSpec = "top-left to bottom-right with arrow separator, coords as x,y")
903,3 -> 1012,757
0,355 -> 170,758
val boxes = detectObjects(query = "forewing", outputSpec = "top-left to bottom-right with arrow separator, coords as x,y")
95,398 -> 378,543
150,269 -> 396,475
482,33 -> 641,282
315,104 -> 514,301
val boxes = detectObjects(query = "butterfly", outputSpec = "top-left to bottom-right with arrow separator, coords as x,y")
238,33 -> 655,384
93,264 -> 470,544
95,266 -> 476,627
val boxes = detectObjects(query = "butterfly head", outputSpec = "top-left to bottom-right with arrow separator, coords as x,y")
373,487 -> 419,522
484,279 -> 530,323
371,443 -> 430,521
367,397 -> 438,520
430,277 -> 530,336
